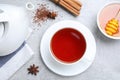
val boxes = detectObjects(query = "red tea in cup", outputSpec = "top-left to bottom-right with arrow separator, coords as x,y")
50,28 -> 86,64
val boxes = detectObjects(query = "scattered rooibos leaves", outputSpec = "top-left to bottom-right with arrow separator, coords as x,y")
33,4 -> 57,25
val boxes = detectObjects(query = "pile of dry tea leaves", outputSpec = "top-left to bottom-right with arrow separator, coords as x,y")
33,4 -> 57,25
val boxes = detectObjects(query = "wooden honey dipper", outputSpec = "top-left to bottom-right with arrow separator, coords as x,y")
105,9 -> 120,36
51,0 -> 82,16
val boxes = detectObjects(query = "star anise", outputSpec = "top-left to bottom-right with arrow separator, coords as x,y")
27,64 -> 39,75
47,12 -> 57,19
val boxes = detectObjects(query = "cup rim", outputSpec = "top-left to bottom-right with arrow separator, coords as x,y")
97,1 -> 120,40
49,27 -> 87,65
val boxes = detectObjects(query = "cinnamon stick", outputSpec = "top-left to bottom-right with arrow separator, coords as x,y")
60,0 -> 80,16
51,0 -> 82,16
73,0 -> 82,6
63,0 -> 81,11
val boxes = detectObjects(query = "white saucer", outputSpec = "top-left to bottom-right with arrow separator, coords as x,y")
40,20 -> 96,76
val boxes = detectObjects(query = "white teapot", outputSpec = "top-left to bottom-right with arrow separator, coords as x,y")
0,3 -> 33,56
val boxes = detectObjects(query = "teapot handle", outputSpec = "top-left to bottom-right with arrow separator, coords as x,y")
0,9 -> 8,22
0,9 -> 8,39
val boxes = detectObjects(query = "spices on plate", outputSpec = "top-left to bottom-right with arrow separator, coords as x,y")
27,64 -> 39,76
33,4 -> 57,25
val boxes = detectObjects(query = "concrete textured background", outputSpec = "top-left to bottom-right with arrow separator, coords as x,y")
0,0 -> 120,80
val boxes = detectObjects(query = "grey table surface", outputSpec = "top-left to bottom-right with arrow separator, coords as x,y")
0,0 -> 120,80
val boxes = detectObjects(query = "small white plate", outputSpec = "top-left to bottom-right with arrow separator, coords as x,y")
40,20 -> 96,76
